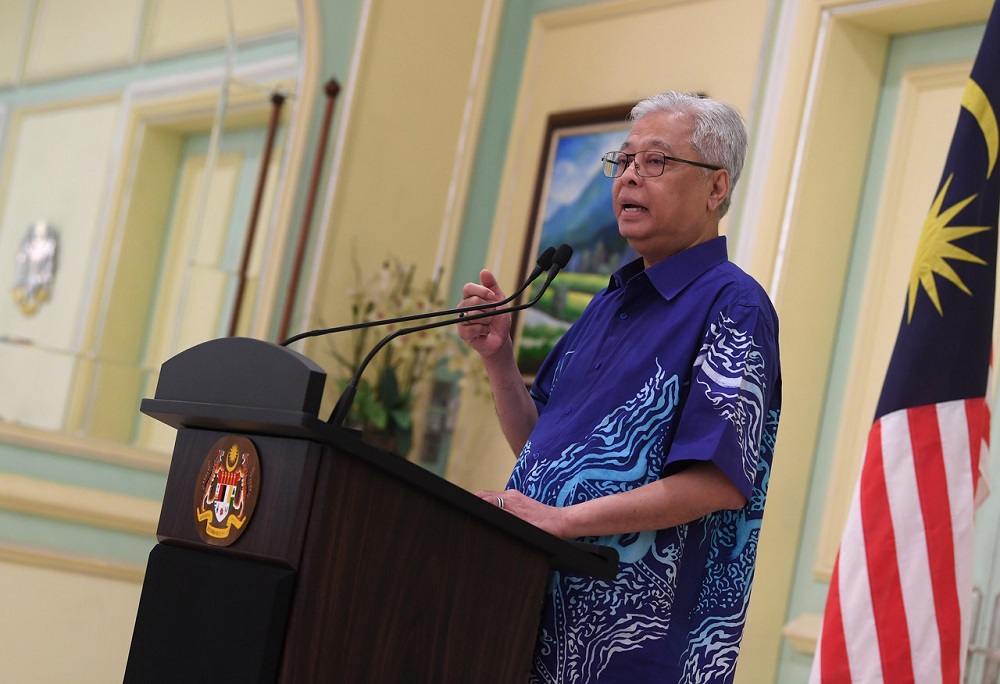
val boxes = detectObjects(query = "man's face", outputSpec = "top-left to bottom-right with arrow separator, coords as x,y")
612,109 -> 729,268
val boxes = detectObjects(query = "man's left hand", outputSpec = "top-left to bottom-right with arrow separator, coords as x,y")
475,489 -> 566,537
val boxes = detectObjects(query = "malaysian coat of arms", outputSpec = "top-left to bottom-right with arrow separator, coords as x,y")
194,436 -> 261,546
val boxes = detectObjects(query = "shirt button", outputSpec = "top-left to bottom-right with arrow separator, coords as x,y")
564,408 -> 573,415
593,361 -> 602,370
619,312 -> 628,320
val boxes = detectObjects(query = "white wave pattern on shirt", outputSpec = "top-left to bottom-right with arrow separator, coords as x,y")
519,361 -> 677,511
679,409 -> 778,683
516,363 -> 684,682
679,598 -> 749,683
694,315 -> 767,486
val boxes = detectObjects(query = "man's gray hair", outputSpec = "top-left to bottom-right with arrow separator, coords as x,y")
629,92 -> 747,218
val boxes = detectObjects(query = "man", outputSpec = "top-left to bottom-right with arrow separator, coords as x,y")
458,91 -> 781,682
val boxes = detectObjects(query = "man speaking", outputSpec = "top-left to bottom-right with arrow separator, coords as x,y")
458,91 -> 782,682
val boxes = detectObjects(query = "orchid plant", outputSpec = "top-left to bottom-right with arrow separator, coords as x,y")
326,257 -> 479,456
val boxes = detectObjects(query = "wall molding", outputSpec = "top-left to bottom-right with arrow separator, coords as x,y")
0,472 -> 160,535
782,611 -> 821,654
0,540 -> 145,583
0,422 -> 168,473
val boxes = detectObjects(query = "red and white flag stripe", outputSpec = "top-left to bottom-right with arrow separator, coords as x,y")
810,397 -> 989,683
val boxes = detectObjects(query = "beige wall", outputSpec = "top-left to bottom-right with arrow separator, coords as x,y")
0,0 -> 498,673
0,560 -> 142,682
25,0 -> 140,80
142,0 -> 297,60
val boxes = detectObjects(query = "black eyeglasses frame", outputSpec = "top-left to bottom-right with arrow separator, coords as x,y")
601,149 -> 722,178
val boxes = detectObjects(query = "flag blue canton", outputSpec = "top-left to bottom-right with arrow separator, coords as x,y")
875,7 -> 1000,419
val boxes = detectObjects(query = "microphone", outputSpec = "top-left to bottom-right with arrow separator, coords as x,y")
329,244 -> 574,427
280,246 -> 558,347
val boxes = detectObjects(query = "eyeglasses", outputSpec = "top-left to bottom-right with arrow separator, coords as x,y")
601,150 -> 722,178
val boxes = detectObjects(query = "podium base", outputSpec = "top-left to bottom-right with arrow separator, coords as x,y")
125,544 -> 295,683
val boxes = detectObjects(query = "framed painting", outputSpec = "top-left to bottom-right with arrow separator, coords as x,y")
515,103 -> 637,378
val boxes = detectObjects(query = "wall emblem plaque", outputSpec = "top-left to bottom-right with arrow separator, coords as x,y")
13,219 -> 58,315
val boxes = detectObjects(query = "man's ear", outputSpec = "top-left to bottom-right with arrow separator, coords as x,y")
707,169 -> 730,213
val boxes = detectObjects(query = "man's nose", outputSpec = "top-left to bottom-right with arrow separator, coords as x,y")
620,158 -> 642,182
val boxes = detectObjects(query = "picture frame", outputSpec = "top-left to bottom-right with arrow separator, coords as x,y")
515,103 -> 637,378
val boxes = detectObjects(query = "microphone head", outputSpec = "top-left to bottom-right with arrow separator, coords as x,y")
537,246 -> 557,271
524,245 -> 558,282
553,244 -> 574,269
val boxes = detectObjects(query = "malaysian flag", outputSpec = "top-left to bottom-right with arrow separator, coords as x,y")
810,4 -> 999,682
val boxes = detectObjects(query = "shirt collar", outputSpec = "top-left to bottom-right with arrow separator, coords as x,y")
607,236 -> 729,300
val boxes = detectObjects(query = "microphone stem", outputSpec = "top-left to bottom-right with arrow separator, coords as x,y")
329,384 -> 357,428
281,253 -> 555,347
328,268 -> 564,426
282,282 -> 527,347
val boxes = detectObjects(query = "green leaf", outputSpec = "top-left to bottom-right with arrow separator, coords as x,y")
378,366 -> 401,408
365,400 -> 388,430
390,408 -> 412,430
354,381 -> 388,429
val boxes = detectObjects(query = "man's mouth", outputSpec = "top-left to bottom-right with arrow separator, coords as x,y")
621,203 -> 647,213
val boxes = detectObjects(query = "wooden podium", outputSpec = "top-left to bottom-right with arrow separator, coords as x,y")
124,337 -> 617,683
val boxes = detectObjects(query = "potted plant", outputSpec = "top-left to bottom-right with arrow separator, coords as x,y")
326,257 -> 473,456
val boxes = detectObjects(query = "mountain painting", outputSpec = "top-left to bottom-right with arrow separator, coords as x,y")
516,120 -> 636,377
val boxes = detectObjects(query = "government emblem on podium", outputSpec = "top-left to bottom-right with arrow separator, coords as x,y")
194,436 -> 261,546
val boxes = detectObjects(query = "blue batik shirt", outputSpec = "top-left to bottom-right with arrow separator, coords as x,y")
509,237 -> 782,683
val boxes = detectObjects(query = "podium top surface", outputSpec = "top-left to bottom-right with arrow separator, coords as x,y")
152,337 -> 326,415
141,337 -> 618,580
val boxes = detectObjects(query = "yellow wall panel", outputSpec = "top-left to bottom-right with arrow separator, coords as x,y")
0,0 -> 32,86
143,152 -> 239,369
95,127 -> 183,364
231,0 -> 298,38
142,0 -> 297,60
0,559 -> 141,683
0,99 -> 120,430
0,345 -> 76,430
142,0 -> 230,59
25,0 -> 139,81
0,100 -> 121,349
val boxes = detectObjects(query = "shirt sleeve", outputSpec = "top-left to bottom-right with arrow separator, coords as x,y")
664,299 -> 780,500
